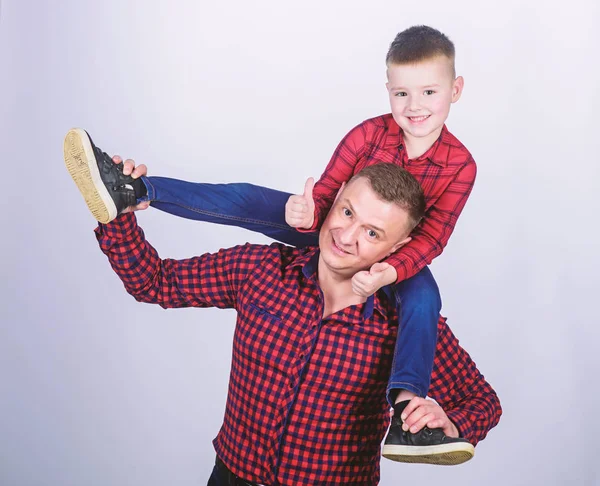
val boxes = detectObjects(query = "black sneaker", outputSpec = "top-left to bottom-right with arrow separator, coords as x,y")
382,400 -> 475,466
63,128 -> 138,224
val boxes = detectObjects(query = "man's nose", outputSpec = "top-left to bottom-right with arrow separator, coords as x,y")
338,223 -> 359,245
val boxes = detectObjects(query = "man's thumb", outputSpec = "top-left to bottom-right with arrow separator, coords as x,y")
303,177 -> 315,201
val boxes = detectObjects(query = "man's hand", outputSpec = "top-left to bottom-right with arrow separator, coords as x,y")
285,177 -> 316,229
112,155 -> 150,213
400,397 -> 460,438
351,262 -> 397,297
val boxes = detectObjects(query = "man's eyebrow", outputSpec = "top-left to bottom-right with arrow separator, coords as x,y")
342,198 -> 387,236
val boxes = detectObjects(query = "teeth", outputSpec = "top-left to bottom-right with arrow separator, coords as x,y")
409,115 -> 429,122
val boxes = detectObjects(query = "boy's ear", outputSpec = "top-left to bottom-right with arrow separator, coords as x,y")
451,76 -> 464,103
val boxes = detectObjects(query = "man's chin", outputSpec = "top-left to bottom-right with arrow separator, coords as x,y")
321,252 -> 352,273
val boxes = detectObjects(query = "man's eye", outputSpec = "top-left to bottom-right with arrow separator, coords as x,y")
395,92 -> 407,97
424,90 -> 435,95
343,208 -> 352,217
367,230 -> 378,239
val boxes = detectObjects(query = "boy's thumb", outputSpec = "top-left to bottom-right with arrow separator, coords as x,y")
370,262 -> 390,274
303,177 -> 315,200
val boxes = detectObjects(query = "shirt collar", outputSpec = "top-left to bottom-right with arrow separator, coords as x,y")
384,116 -> 449,168
286,248 -> 390,320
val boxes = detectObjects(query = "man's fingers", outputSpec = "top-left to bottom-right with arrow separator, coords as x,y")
123,158 -> 136,176
425,417 -> 446,430
400,396 -> 426,420
407,412 -> 438,434
112,155 -> 123,164
122,201 -> 150,213
132,163 -> 147,179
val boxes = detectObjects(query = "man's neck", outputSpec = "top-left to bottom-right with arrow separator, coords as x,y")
317,259 -> 367,319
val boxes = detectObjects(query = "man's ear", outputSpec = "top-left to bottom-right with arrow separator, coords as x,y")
387,236 -> 411,257
333,182 -> 346,204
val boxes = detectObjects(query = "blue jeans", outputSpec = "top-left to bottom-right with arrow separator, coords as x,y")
142,176 -> 441,401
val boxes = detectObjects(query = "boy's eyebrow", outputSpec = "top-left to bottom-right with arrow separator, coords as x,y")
343,198 -> 387,236
389,83 -> 442,90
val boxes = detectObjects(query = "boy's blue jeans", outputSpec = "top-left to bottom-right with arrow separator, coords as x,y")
142,176 -> 441,403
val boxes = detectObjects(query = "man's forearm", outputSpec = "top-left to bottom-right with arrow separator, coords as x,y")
429,317 -> 502,445
95,212 -> 193,308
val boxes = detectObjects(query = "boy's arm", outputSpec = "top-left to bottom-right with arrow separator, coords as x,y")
385,159 -> 477,283
95,212 -> 259,309
428,316 -> 502,445
298,123 -> 367,232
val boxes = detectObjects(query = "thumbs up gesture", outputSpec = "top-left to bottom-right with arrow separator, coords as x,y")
285,177 -> 316,229
351,262 -> 398,297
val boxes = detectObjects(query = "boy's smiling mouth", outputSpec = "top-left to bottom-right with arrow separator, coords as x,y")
407,115 -> 430,123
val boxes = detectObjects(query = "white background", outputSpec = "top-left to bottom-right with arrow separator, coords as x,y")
1,0 -> 599,485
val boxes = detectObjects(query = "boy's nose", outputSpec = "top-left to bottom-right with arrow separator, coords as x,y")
409,95 -> 421,111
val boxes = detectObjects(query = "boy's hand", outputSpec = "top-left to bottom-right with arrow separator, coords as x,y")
113,155 -> 150,213
285,177 -> 315,229
400,397 -> 459,438
351,262 -> 397,297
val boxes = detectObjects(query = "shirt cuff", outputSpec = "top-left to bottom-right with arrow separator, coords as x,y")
445,408 -> 472,442
382,256 -> 408,284
94,212 -> 138,240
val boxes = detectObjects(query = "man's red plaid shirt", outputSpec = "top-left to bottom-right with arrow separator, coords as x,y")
305,114 -> 477,283
96,213 -> 501,486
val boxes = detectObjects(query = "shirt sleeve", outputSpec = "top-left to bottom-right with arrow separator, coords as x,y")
428,316 -> 502,445
299,123 -> 367,232
94,212 -> 262,310
384,159 -> 477,282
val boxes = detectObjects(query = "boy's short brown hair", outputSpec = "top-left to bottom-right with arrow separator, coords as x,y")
350,163 -> 425,232
386,25 -> 456,77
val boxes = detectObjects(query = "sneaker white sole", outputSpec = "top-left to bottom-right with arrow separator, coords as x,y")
64,128 -> 117,224
382,441 -> 475,466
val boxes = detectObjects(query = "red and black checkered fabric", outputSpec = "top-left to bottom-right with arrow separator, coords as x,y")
96,213 -> 501,486
304,114 -> 477,283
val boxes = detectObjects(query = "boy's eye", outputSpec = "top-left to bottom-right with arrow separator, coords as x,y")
395,91 -> 407,97
424,89 -> 435,95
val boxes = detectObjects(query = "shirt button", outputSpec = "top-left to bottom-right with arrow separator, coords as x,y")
399,144 -> 404,150
299,353 -> 304,359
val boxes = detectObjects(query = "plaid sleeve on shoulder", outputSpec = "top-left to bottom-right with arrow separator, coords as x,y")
385,160 -> 477,283
95,213 -> 265,310
428,316 -> 502,445
301,122 -> 367,232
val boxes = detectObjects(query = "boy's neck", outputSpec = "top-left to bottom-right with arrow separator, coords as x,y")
403,127 -> 443,160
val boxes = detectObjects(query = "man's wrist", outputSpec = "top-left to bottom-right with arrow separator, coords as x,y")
95,212 -> 137,239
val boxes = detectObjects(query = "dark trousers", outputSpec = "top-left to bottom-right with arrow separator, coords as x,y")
207,456 -> 261,486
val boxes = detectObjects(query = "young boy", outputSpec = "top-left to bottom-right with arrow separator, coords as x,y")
64,25 -> 477,466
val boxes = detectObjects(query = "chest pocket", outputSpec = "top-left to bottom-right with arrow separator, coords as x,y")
234,302 -> 294,376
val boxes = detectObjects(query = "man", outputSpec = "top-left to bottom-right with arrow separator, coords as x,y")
64,129 -> 501,485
